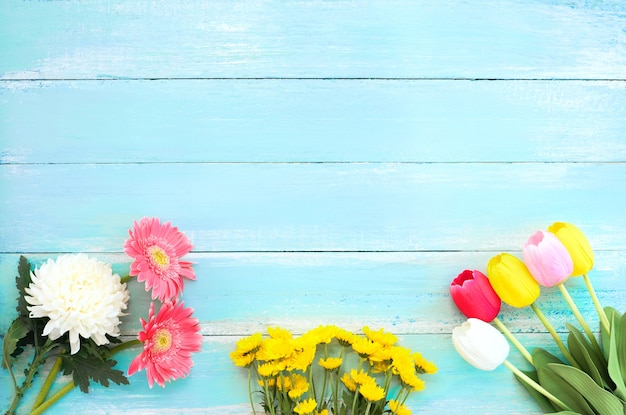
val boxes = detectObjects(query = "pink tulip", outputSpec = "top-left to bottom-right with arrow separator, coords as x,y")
450,270 -> 501,322
522,230 -> 573,287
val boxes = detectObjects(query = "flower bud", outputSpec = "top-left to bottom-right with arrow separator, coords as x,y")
523,230 -> 573,287
548,222 -> 594,276
487,253 -> 540,308
450,270 -> 501,322
452,318 -> 510,371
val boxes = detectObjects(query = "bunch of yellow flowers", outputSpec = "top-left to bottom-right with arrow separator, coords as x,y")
230,325 -> 437,415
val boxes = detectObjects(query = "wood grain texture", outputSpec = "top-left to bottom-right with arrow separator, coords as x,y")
1,0 -> 626,414
1,79 -> 625,164
1,163 -> 625,253
1,1 -> 626,79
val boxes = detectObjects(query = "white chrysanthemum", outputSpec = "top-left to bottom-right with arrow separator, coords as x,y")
25,254 -> 130,355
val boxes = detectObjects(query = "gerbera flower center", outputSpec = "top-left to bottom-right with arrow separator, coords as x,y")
148,245 -> 170,270
153,328 -> 173,353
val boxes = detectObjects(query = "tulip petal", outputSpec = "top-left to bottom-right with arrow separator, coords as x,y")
452,318 -> 509,371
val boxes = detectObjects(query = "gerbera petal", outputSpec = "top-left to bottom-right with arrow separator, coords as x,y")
124,217 -> 196,301
128,300 -> 202,388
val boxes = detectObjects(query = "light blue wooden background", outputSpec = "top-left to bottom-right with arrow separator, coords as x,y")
1,1 -> 626,414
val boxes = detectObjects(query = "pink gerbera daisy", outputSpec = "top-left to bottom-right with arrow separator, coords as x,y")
128,300 -> 203,388
124,217 -> 195,301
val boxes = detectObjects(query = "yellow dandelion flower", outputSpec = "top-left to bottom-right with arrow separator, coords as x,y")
363,326 -> 398,347
352,337 -> 381,358
294,398 -> 317,415
370,360 -> 391,373
267,326 -> 292,340
334,328 -> 356,347
398,368 -> 425,391
316,410 -> 329,415
291,373 -> 308,390
306,324 -> 337,344
358,380 -> 385,402
412,352 -> 438,374
256,338 -> 293,361
350,369 -> 375,386
287,345 -> 316,371
257,362 -> 280,377
234,332 -> 263,354
288,385 -> 308,399
368,345 -> 392,363
341,372 -> 357,392
230,350 -> 256,367
276,375 -> 292,391
390,346 -> 415,375
388,399 -> 412,415
318,357 -> 343,371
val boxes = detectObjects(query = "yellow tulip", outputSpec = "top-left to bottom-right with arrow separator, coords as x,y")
487,253 -> 540,308
548,221 -> 594,276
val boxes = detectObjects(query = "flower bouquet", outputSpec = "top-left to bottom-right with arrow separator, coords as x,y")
449,221 -> 626,415
231,325 -> 437,415
1,217 -> 202,415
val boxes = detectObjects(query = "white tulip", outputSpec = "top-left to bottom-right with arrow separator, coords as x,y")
452,318 -> 510,371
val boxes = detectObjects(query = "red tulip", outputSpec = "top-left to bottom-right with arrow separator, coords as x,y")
450,270 -> 501,322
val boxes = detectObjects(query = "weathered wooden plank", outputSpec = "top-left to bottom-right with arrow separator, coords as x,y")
1,79 -> 625,164
2,251 -> 622,337
0,333 -> 558,415
0,162 -> 624,253
1,1 -> 625,80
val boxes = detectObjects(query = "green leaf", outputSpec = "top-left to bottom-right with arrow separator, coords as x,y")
607,314 -> 626,401
15,256 -> 33,318
566,323 -> 611,389
1,318 -> 30,369
515,368 -> 558,413
532,348 -> 595,415
618,312 -> 626,384
548,363 -> 625,415
61,343 -> 129,393
547,412 -> 590,415
602,307 -> 622,359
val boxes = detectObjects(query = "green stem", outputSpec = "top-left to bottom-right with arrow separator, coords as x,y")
29,381 -> 76,415
493,317 -> 533,365
558,283 -> 603,356
31,356 -> 63,410
582,274 -> 611,335
530,302 -> 575,365
503,360 -> 573,412
6,344 -> 49,415
261,378 -> 275,415
248,367 -> 257,415
109,339 -> 141,355
399,386 -> 411,405
31,339 -> 142,415
320,370 -> 328,405
363,401 -> 372,415
119,274 -> 133,284
319,345 -> 328,404
351,385 -> 360,415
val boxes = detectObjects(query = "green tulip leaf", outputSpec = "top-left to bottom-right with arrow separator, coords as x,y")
603,307 -> 622,359
567,323 -> 610,389
531,350 -> 594,415
548,363 -> 625,415
537,365 -> 595,415
618,312 -> 626,383
547,412 -> 591,415
607,314 -> 626,401
533,347 -> 566,368
515,368 -> 558,413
